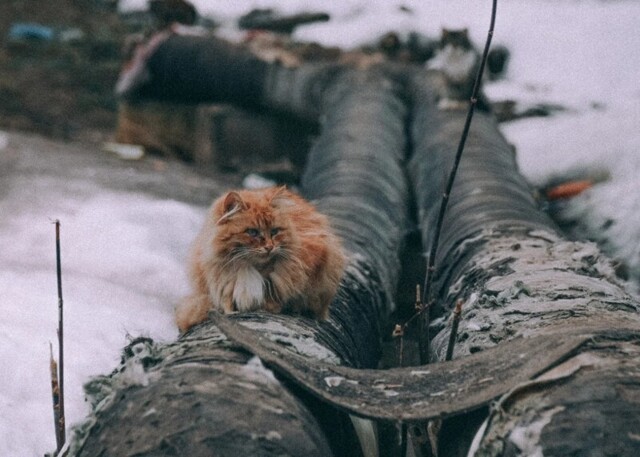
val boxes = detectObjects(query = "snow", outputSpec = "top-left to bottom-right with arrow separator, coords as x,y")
0,184 -> 201,455
3,0 -> 640,455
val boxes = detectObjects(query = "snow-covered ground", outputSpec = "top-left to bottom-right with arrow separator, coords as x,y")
3,1 -> 640,455
0,137 -> 205,455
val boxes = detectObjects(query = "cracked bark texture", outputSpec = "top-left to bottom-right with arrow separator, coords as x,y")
409,73 -> 640,456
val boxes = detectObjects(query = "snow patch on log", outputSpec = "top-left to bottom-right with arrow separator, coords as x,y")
241,355 -> 279,385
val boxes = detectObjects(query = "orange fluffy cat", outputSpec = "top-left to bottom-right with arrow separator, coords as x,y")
176,186 -> 345,333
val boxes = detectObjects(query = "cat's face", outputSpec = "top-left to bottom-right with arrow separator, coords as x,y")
440,28 -> 472,50
212,188 -> 295,268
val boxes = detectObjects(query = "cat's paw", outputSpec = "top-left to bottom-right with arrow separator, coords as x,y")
175,294 -> 210,333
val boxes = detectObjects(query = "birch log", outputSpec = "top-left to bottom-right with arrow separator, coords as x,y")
70,41 -> 410,456
82,34 -> 640,456
408,72 -> 640,456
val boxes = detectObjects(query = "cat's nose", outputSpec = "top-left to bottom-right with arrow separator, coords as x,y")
264,244 -> 274,253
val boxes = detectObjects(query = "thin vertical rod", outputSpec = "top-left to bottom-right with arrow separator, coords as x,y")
55,220 -> 66,448
419,0 -> 498,364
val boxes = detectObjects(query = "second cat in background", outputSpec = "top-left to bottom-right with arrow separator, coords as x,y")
176,186 -> 345,333
427,28 -> 484,110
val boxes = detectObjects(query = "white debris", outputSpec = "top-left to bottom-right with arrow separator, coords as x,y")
251,430 -> 283,441
242,173 -> 277,189
410,370 -> 431,376
508,407 -> 565,457
240,356 -> 279,385
103,142 -> 145,160
324,376 -> 345,387
141,408 -> 157,418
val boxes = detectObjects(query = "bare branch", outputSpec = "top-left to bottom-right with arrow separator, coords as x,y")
419,0 -> 499,364
445,299 -> 464,361
54,220 -> 66,450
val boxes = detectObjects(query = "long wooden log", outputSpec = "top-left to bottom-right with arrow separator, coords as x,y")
408,72 -> 640,355
118,34 -> 269,108
117,32 -> 344,124
71,44 -> 411,455
102,34 -> 640,456
407,72 -> 640,456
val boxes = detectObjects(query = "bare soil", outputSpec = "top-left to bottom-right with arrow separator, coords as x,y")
0,0 -> 127,142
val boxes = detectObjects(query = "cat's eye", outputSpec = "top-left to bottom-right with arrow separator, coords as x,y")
245,228 -> 260,237
270,228 -> 280,236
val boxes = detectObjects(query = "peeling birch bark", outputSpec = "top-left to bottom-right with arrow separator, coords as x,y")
409,73 -> 640,456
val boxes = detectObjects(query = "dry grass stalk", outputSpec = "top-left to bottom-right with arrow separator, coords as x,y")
445,299 -> 464,361
52,220 -> 66,453
49,343 -> 64,453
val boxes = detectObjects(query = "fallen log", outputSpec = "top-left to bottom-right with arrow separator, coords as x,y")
85,33 -> 640,456
238,9 -> 330,34
118,34 -> 267,106
407,72 -> 640,456
116,32 -> 341,122
69,61 -> 411,456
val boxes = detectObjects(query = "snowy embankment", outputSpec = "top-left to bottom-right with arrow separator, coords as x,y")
2,1 -> 639,455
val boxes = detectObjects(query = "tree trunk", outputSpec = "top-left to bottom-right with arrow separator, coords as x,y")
78,34 -> 640,456
71,45 -> 411,456
117,33 -> 343,124
212,71 -> 640,457
407,73 -> 640,456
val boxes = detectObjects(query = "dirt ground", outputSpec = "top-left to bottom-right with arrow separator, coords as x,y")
0,0 -> 127,142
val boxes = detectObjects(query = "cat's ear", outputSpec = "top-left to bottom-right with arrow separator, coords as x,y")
217,191 -> 246,224
462,28 -> 469,36
270,186 -> 295,208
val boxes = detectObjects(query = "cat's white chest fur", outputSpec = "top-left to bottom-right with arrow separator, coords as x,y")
233,266 -> 264,311
428,45 -> 477,83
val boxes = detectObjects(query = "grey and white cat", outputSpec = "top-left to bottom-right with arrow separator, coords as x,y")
427,28 -> 487,110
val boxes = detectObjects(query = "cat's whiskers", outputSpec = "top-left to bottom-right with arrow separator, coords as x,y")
276,249 -> 304,268
224,246 -> 281,271
273,247 -> 293,260
220,249 -> 254,269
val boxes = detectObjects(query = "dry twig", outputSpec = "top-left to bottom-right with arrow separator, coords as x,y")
445,299 -> 464,361
53,220 -> 66,452
418,0 -> 499,364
